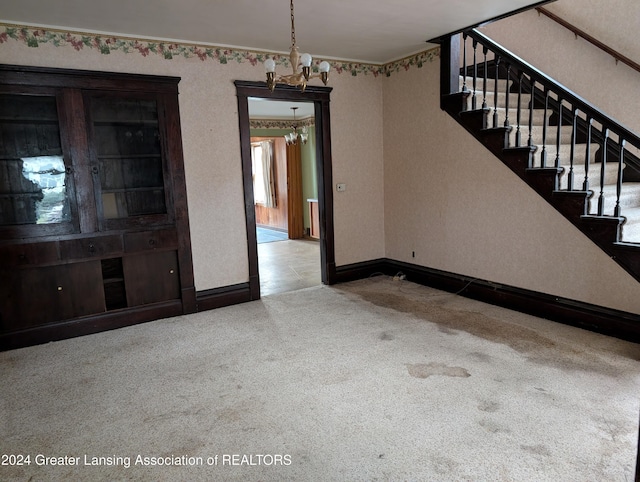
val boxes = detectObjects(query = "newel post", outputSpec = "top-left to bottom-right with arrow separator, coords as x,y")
440,34 -> 461,110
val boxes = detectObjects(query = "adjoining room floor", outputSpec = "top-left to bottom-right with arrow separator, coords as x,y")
258,239 -> 321,296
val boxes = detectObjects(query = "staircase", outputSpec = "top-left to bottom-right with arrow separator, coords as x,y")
440,29 -> 640,283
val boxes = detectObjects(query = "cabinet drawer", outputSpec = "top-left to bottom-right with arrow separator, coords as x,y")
59,235 -> 123,260
0,242 -> 59,267
124,228 -> 177,252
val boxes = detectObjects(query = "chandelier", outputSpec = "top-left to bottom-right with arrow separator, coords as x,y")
263,0 -> 330,92
284,107 -> 308,145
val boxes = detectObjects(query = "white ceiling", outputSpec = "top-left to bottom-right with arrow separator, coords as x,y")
248,98 -> 314,120
2,0 -> 546,120
1,0 -> 545,64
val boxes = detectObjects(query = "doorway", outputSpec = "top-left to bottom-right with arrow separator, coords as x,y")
235,81 -> 335,300
249,102 -> 319,296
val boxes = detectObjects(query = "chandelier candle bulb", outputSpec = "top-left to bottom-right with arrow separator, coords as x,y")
264,59 -> 276,73
300,53 -> 312,67
301,53 -> 312,80
319,61 -> 330,84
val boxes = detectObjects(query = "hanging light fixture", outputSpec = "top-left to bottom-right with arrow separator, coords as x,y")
284,107 -> 308,146
264,0 -> 330,93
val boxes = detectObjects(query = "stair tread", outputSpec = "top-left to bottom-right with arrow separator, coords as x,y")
619,207 -> 640,242
598,183 -> 640,192
614,241 -> 640,248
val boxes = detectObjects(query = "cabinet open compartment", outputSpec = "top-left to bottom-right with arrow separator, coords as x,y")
101,257 -> 127,311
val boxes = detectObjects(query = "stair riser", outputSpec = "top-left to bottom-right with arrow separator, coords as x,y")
586,188 -> 640,214
558,167 -> 620,190
617,206 -> 640,241
459,76 -> 510,92
466,91 -> 522,110
535,145 -> 606,172
486,109 -> 550,128
511,126 -> 575,146
620,223 -> 640,241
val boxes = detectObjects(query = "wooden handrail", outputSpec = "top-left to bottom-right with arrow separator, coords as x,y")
536,6 -> 640,74
465,28 -> 640,152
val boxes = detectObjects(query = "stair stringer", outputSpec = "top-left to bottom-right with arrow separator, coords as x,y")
442,92 -> 640,283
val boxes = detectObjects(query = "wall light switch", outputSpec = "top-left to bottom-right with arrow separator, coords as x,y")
336,183 -> 346,192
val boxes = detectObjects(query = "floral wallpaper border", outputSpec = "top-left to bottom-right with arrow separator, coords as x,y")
0,24 -> 440,77
250,118 -> 315,130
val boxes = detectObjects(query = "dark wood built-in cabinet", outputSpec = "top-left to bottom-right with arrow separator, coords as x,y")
0,65 -> 195,350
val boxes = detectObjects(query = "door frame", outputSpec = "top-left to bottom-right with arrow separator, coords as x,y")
286,141 -> 305,239
234,80 -> 336,300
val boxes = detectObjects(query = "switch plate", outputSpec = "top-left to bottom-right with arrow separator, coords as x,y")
336,183 -> 346,192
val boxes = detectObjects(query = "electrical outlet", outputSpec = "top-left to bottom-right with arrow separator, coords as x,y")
336,183 -> 346,192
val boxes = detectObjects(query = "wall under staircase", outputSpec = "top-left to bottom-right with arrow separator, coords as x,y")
378,22 -> 640,341
442,29 -> 640,282
378,53 -> 640,344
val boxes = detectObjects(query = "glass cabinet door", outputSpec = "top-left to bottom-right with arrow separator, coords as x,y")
0,93 -> 76,235
89,95 -> 170,227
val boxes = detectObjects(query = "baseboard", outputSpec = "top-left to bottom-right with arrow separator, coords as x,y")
0,300 -> 184,352
5,263 -> 637,351
335,258 -> 640,343
335,258 -> 393,283
1,284 -> 254,351
196,282 -> 254,312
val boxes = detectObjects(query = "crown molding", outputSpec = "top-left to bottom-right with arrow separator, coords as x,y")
250,117 -> 315,130
0,23 -> 440,78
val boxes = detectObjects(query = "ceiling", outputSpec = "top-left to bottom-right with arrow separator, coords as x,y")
2,0 -> 545,64
2,0 -> 546,120
248,98 -> 314,120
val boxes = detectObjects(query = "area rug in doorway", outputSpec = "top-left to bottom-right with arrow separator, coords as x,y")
257,226 -> 288,244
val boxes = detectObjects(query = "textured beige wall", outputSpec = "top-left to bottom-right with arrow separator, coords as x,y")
0,36 -> 385,290
383,63 -> 640,314
480,5 -> 640,134
544,0 -> 639,64
330,71 -> 385,265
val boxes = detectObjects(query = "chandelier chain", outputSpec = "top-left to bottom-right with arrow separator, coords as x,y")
290,0 -> 296,47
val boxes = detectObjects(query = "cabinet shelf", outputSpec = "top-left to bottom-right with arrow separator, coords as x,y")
0,118 -> 59,124
102,186 -> 164,193
103,277 -> 125,284
0,154 -> 63,161
0,192 -> 45,197
98,154 -> 162,160
93,120 -> 159,127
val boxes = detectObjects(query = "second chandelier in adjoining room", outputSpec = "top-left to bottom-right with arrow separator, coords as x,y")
284,107 -> 308,145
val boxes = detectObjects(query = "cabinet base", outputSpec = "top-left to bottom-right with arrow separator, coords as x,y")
0,300 -> 182,351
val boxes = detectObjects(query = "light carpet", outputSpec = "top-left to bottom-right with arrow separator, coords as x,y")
1,277 -> 639,481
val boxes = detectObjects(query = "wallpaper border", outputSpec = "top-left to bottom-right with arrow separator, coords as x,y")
250,118 -> 315,130
0,23 -> 440,77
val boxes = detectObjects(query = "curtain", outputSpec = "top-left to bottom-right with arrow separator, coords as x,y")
260,140 -> 277,208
